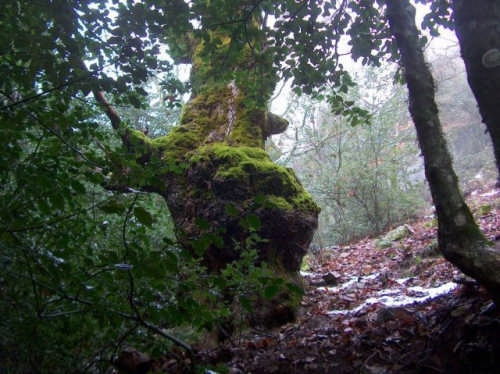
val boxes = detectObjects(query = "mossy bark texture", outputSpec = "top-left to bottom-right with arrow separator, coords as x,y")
385,0 -> 500,303
108,23 -> 320,323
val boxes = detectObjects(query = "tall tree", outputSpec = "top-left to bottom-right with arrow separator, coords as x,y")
384,0 -> 500,301
452,0 -> 500,186
84,4 -> 321,283
1,0 -> 330,332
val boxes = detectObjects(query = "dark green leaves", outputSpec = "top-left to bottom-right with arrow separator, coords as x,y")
263,281 -> 283,299
240,213 -> 261,231
225,203 -> 239,217
271,0 -> 342,95
133,206 -> 154,227
100,199 -> 127,214
420,0 -> 454,34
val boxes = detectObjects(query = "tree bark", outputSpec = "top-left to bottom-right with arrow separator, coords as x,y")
453,0 -> 500,186
384,0 -> 500,302
90,13 -> 319,326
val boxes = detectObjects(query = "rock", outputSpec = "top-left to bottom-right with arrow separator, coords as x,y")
374,224 -> 413,248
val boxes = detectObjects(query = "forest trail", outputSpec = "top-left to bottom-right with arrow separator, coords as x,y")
197,186 -> 500,374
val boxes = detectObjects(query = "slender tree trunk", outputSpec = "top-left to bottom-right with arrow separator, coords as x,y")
453,0 -> 500,186
384,0 -> 500,302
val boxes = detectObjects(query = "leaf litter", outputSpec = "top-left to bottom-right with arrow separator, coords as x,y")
195,187 -> 500,374
121,187 -> 500,373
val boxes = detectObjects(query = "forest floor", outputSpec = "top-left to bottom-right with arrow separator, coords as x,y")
194,185 -> 500,374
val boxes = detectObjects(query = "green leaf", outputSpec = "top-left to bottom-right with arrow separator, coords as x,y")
195,218 -> 211,230
245,214 -> 261,230
128,93 -> 143,108
163,251 -> 179,272
263,283 -> 281,299
254,194 -> 266,206
71,180 -> 86,194
286,282 -> 305,296
191,235 -> 212,255
133,206 -> 153,227
239,295 -> 252,312
49,194 -> 65,210
225,203 -> 239,217
99,200 -> 126,214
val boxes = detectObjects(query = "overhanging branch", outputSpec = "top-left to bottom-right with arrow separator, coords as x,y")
93,90 -> 122,131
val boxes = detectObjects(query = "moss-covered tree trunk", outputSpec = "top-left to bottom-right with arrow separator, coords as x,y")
385,0 -> 500,303
453,0 -> 500,186
94,17 -> 319,326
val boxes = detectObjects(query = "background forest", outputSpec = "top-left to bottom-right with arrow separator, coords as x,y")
269,46 -> 496,245
119,42 -> 497,248
1,0 -> 498,373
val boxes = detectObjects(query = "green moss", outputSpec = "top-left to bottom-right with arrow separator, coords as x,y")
384,225 -> 412,241
113,103 -> 310,216
118,128 -> 154,158
292,192 -> 322,213
477,204 -> 492,216
188,144 -> 319,214
191,144 -> 265,164
152,127 -> 199,160
423,217 -> 438,228
116,29 -> 316,214
265,195 -> 293,210
228,105 -> 265,148
373,238 -> 393,249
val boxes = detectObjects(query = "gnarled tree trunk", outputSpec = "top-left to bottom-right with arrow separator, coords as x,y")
385,0 -> 500,303
93,16 -> 319,326
453,0 -> 500,186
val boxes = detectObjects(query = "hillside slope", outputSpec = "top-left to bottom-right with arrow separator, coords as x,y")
201,186 -> 500,373
116,186 -> 500,373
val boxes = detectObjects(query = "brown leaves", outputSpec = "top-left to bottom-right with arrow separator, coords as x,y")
188,189 -> 500,373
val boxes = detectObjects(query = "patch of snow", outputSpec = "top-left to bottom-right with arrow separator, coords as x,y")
377,288 -> 401,296
327,281 -> 458,315
395,277 -> 412,285
366,281 -> 457,308
321,273 -> 380,292
328,304 -> 366,315
481,189 -> 499,197
407,283 -> 458,300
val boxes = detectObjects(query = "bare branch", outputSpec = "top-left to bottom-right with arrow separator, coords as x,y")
92,90 -> 123,131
